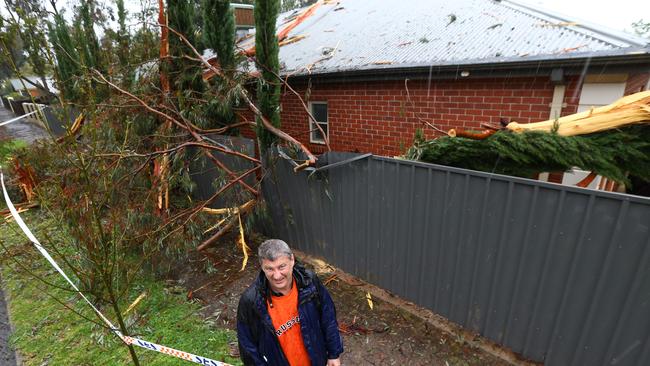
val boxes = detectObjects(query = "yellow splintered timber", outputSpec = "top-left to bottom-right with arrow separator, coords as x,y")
506,90 -> 650,136
201,200 -> 255,270
237,212 -> 250,271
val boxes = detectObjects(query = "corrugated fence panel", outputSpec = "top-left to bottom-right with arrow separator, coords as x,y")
262,151 -> 650,366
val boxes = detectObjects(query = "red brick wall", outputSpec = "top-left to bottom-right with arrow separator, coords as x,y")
624,73 -> 650,95
274,76 -> 581,156
237,73 -> 642,157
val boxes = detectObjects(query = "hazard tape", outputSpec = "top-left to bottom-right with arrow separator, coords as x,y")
0,110 -> 39,127
0,172 -> 233,366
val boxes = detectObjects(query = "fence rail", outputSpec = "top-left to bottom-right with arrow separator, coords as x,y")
22,103 -> 47,126
263,151 -> 650,366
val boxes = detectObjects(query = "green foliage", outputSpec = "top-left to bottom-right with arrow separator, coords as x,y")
632,19 -> 650,38
130,4 -> 159,64
74,0 -> 108,102
77,1 -> 103,71
168,0 -> 205,99
17,109 -> 205,298
0,213 -> 240,365
9,2 -> 51,91
405,126 -> 650,186
280,0 -> 317,12
0,16 -> 27,79
255,0 -> 282,150
201,0 -> 239,130
0,139 -> 27,165
203,0 -> 236,70
115,0 -> 133,85
48,13 -> 82,101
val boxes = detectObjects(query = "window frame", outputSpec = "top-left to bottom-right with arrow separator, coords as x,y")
308,101 -> 329,144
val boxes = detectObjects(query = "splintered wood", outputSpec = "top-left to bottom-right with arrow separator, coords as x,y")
506,90 -> 650,136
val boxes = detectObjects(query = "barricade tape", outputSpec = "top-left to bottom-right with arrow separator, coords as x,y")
0,172 -> 233,366
0,110 -> 39,127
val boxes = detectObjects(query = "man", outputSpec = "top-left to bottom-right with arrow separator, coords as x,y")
237,239 -> 343,365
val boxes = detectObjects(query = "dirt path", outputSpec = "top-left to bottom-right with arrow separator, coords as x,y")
0,275 -> 17,366
167,235 -> 508,365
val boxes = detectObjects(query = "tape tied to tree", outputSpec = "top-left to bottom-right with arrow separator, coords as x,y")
0,171 -> 233,366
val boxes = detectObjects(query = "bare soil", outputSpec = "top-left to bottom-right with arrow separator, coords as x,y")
164,233 -> 508,366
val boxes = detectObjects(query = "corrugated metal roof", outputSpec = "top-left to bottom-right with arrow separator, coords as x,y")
240,0 -> 650,76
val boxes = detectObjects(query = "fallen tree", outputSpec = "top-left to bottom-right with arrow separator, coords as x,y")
406,90 -> 650,188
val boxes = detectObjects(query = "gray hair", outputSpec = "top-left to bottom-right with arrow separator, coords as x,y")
258,239 -> 293,263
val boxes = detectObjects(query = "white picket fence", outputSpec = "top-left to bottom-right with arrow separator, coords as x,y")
22,102 -> 48,127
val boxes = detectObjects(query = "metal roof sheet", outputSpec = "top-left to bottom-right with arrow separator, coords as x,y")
239,0 -> 650,76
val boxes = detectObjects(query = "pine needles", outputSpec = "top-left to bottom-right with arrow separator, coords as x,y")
405,126 -> 650,186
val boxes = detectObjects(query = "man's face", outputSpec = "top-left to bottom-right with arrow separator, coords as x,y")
261,254 -> 295,294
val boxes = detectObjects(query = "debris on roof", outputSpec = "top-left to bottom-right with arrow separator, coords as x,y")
237,0 -> 649,77
446,14 -> 457,26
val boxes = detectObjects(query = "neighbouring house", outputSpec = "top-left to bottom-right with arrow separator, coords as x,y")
232,3 -> 255,38
6,76 -> 55,98
234,0 -> 650,160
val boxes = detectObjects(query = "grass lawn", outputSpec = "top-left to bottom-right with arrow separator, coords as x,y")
0,211 -> 241,365
0,139 -> 27,165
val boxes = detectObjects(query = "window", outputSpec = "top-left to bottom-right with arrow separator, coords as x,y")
309,102 -> 328,144
577,81 -> 626,112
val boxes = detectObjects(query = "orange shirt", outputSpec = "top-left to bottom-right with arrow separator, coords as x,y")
267,278 -> 311,366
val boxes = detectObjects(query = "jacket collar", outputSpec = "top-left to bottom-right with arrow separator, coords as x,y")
255,262 -> 312,300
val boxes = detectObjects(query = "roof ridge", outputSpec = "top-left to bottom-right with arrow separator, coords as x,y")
501,0 -> 648,48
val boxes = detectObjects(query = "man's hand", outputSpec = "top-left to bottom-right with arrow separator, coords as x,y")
327,359 -> 341,366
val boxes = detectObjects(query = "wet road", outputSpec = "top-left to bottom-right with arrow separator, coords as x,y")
0,106 -> 50,143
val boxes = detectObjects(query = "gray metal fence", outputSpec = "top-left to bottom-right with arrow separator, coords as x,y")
262,151 -> 650,366
189,134 -> 256,209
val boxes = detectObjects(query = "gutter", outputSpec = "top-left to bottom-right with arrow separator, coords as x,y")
284,50 -> 650,83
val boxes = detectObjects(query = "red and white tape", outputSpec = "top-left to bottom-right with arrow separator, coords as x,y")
0,172 -> 232,366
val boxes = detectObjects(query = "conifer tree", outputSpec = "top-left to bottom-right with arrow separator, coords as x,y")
116,0 -> 132,85
78,1 -> 103,71
255,0 -> 281,149
203,0 -> 235,70
167,0 -> 204,108
202,0 -> 237,129
48,13 -> 82,102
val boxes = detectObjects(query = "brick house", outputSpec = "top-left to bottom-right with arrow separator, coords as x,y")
236,0 -> 650,158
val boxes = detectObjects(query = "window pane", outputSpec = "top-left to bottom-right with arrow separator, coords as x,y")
318,122 -> 328,136
311,128 -> 323,142
311,103 -> 327,122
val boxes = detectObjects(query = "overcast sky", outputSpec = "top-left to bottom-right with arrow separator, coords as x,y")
521,0 -> 648,34
31,0 -> 650,37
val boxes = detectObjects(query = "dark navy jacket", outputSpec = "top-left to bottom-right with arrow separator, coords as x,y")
236,264 -> 343,365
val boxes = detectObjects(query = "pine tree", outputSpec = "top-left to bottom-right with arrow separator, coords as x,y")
116,0 -> 132,85
202,0 -> 237,129
78,1 -> 103,71
48,13 -> 82,102
405,126 -> 650,186
167,0 -> 204,107
255,0 -> 281,149
203,0 -> 235,70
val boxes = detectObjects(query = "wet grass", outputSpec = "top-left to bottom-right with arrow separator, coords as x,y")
0,211 -> 241,366
0,139 -> 27,165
